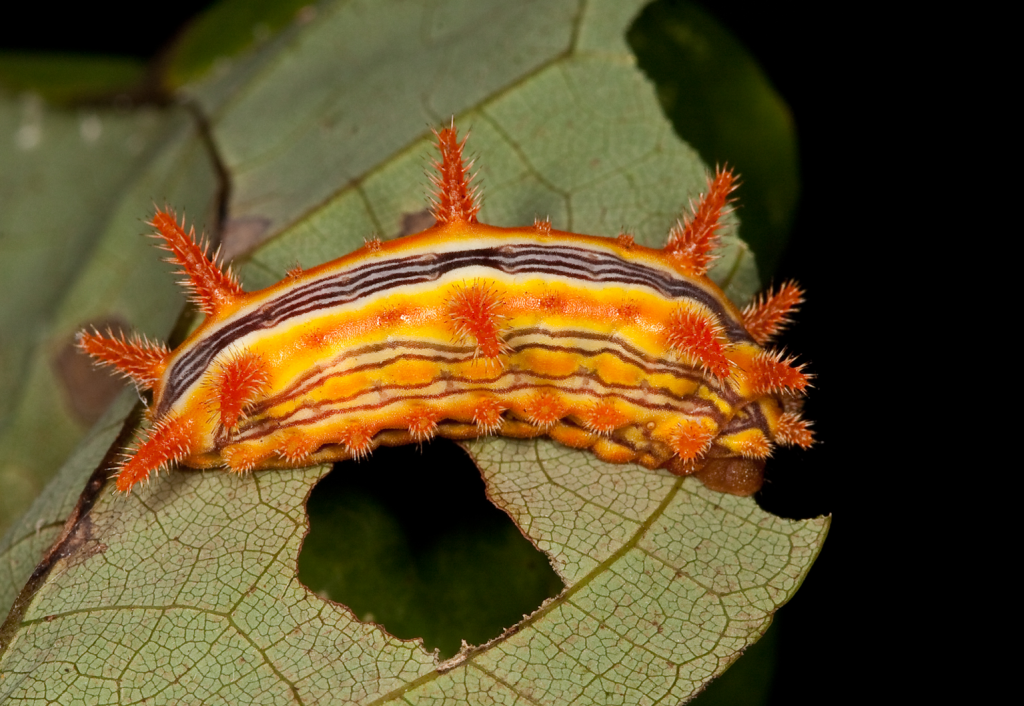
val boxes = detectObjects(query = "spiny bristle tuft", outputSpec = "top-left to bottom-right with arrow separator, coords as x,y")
209,350 -> 271,431
149,208 -> 244,315
664,166 -> 738,275
742,281 -> 805,345
279,433 -> 319,463
447,280 -> 509,359
364,236 -> 383,253
745,349 -> 811,396
665,306 -> 731,379
429,123 -> 480,225
581,400 -> 627,435
523,390 -> 567,430
736,433 -> 773,459
339,422 -> 374,459
222,444 -> 262,473
616,233 -> 635,249
115,416 -> 195,493
533,217 -> 552,235
406,409 -> 441,443
77,329 -> 171,391
472,397 -> 506,434
668,418 -> 717,460
775,411 -> 815,449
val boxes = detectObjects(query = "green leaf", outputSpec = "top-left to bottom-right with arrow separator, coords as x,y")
0,1 -> 826,702
0,94 -> 220,538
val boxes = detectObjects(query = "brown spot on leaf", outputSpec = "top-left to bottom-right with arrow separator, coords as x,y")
221,215 -> 272,260
398,209 -> 435,237
54,317 -> 131,426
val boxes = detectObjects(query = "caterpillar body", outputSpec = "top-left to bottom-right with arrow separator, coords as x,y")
79,125 -> 813,496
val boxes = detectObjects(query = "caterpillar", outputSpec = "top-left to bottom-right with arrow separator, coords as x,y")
79,124 -> 813,497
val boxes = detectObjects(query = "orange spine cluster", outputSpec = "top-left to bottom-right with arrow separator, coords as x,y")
446,281 -> 508,360
665,166 -> 737,275
149,209 -> 243,316
742,281 -> 804,345
665,306 -> 731,379
429,124 -> 480,226
115,416 -> 195,493
208,351 -> 270,430
77,330 -> 169,391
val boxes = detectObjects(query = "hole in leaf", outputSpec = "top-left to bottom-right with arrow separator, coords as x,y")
298,439 -> 564,658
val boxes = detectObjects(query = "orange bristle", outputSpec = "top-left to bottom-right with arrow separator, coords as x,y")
447,280 -> 508,359
222,444 -> 263,473
665,306 -> 731,379
472,398 -> 506,434
430,124 -> 480,226
406,409 -> 441,443
533,217 -> 552,235
523,391 -> 567,430
364,236 -> 383,253
736,433 -> 773,459
339,422 -> 374,459
775,411 -> 815,449
668,418 -> 717,460
616,233 -> 636,249
664,166 -> 737,275
279,432 -> 320,463
744,349 -> 811,396
115,416 -> 195,493
742,281 -> 805,345
149,208 -> 244,316
210,351 -> 270,431
77,329 -> 170,391
581,400 -> 627,435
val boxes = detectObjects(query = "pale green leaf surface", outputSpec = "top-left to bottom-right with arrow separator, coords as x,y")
0,1 -> 823,703
0,439 -> 825,704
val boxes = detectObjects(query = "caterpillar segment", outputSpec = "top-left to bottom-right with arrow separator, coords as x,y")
79,124 -> 813,495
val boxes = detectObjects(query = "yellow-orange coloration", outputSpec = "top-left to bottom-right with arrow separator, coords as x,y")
79,123 -> 815,496
665,306 -> 731,379
665,166 -> 737,275
742,281 -> 805,345
77,330 -> 169,391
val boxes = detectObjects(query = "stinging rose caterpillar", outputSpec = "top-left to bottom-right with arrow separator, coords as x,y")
79,124 -> 813,496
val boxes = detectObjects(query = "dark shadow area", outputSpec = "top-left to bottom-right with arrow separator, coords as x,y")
298,440 -> 564,659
